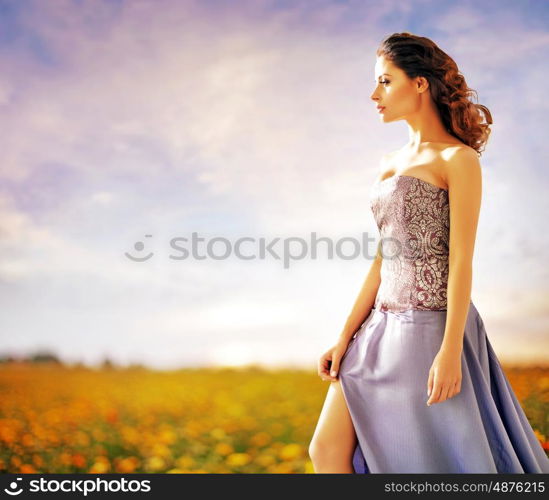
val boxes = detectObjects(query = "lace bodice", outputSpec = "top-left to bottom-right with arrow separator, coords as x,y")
370,175 -> 450,312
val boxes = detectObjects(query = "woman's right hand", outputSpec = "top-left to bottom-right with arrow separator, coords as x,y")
317,339 -> 350,382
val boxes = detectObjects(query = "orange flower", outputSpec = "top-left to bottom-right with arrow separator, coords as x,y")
19,464 -> 37,473
71,453 -> 87,468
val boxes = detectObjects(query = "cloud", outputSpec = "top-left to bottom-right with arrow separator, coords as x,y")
0,0 -> 547,367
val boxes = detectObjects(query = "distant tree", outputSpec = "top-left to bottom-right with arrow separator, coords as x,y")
101,357 -> 116,370
29,351 -> 62,364
0,354 -> 18,364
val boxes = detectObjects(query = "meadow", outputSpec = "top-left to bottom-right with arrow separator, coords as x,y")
0,363 -> 547,473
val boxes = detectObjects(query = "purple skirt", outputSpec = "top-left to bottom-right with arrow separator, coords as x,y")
338,301 -> 549,473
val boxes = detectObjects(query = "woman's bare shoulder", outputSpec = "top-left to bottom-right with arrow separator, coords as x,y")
439,144 -> 479,173
432,147 -> 479,195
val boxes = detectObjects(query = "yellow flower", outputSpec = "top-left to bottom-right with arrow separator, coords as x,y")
175,455 -> 196,469
279,443 -> 302,461
215,442 -> 234,456
226,453 -> 251,466
89,460 -> 110,474
210,428 -> 226,440
146,456 -> 166,472
250,432 -> 272,447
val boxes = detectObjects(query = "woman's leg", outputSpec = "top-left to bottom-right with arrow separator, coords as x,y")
308,379 -> 357,473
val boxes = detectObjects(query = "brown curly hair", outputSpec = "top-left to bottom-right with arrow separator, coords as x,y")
376,32 -> 493,156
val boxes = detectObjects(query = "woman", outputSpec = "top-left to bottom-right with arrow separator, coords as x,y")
308,32 -> 549,473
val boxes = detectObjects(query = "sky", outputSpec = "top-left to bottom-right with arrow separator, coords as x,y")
0,0 -> 548,369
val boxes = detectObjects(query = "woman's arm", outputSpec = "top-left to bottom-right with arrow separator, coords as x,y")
441,147 -> 483,353
426,147 -> 482,406
337,240 -> 382,343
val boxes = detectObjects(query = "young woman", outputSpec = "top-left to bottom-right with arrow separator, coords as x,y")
308,32 -> 549,474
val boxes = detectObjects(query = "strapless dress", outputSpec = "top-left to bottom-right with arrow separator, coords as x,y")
338,174 -> 549,473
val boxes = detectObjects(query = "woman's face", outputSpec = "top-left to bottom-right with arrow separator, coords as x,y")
370,56 -> 424,122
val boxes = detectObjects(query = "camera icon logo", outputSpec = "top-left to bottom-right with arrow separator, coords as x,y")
4,477 -> 23,495
125,234 -> 154,262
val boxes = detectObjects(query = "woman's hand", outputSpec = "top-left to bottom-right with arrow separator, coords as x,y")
317,340 -> 350,382
427,348 -> 462,405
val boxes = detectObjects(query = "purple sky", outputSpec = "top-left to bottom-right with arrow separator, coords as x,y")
0,0 -> 548,368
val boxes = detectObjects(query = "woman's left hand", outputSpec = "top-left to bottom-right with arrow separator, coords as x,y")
426,348 -> 462,406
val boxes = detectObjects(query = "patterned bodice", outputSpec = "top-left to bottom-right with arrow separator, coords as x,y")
370,175 -> 450,312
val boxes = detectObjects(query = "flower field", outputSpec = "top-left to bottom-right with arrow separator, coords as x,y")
0,363 -> 547,473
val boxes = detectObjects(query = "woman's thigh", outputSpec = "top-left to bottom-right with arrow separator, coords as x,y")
309,379 -> 357,458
